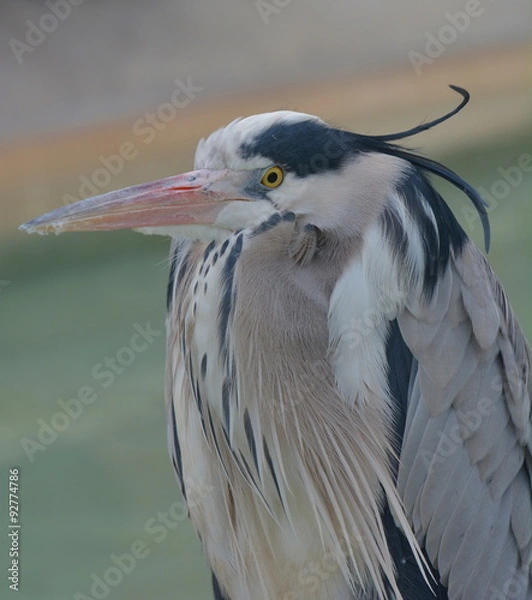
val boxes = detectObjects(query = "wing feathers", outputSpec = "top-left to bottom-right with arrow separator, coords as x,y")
423,455 -> 475,575
460,487 -> 513,599
451,489 -> 497,591
454,243 -> 500,349
512,473 -> 532,566
499,333 -> 532,444
397,239 -> 532,598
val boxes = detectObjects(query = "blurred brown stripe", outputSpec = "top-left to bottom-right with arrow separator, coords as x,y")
3,43 -> 531,235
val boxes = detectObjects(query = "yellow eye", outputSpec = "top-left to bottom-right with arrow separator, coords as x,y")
261,166 -> 284,188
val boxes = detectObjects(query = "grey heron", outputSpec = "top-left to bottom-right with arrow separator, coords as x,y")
21,87 -> 532,600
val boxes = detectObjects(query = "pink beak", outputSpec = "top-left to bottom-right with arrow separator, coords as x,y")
20,169 -> 247,235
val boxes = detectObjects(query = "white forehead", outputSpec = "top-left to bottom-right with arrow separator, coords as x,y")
194,110 -> 324,170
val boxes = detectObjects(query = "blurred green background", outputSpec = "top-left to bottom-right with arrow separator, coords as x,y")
0,1 -> 531,599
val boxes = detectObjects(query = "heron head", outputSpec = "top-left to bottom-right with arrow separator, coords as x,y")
20,87 -> 489,250
19,111 -> 360,242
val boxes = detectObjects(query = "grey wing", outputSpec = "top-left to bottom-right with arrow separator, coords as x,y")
397,241 -> 532,600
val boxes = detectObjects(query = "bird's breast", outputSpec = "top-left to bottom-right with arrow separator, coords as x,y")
166,217 -> 401,599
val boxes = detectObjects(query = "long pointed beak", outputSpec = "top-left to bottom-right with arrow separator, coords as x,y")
20,169 -> 246,235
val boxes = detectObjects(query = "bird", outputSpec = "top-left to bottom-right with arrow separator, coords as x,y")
21,86 -> 532,600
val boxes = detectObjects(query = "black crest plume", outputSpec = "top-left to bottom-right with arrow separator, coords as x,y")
351,86 -> 491,252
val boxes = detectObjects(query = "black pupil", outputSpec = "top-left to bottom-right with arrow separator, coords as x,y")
267,171 -> 278,184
